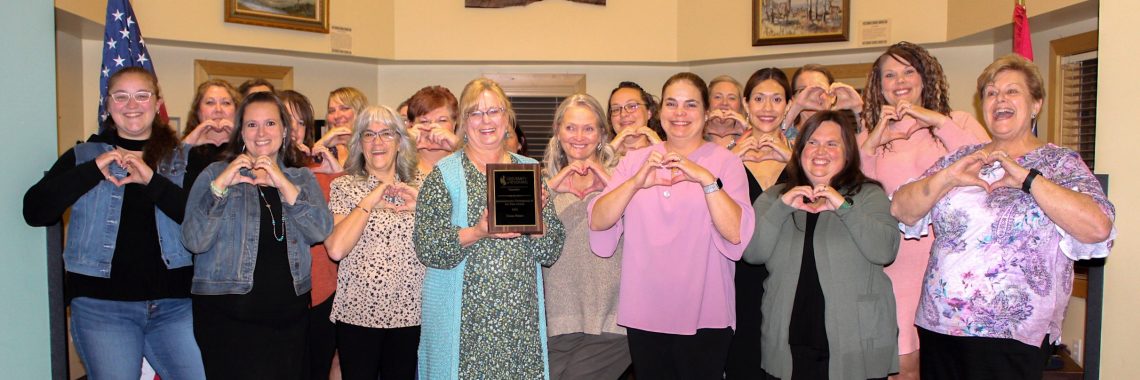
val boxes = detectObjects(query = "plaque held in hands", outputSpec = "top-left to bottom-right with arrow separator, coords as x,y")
486,163 -> 544,234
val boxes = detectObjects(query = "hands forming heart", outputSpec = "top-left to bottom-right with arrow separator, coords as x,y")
215,154 -> 282,192
309,145 -> 344,174
634,151 -> 715,189
944,149 -> 1030,193
780,184 -> 845,213
318,127 -> 353,148
734,133 -> 791,164
379,182 -> 418,212
829,82 -> 864,112
548,160 -> 609,200
611,126 -> 662,152
184,119 -> 233,147
414,126 -> 459,152
706,110 -> 749,139
97,149 -> 154,186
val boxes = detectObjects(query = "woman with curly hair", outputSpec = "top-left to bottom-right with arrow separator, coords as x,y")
857,41 -> 990,379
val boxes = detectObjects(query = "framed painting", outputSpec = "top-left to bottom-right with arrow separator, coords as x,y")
753,0 -> 849,46
225,0 -> 330,34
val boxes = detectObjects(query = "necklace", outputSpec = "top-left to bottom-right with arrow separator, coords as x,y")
256,186 -> 286,242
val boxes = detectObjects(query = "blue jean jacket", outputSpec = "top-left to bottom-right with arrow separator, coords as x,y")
181,160 -> 332,296
64,142 -> 192,278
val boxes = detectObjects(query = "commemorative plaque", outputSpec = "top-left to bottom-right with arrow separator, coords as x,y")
486,163 -> 544,234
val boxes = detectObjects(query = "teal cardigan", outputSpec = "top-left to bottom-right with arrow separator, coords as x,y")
417,152 -> 552,379
744,183 -> 901,380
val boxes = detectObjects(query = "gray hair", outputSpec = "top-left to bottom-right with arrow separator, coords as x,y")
344,105 -> 419,183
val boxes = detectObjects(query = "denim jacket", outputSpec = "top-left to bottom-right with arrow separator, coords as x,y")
182,160 -> 333,296
64,142 -> 192,278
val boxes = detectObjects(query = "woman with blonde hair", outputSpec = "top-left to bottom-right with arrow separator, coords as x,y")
321,87 -> 370,166
414,78 -> 566,379
541,93 -> 630,379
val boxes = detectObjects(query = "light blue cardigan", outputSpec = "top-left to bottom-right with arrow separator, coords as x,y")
417,152 -> 551,379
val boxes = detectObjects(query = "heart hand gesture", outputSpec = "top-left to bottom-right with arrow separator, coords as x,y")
660,152 -> 715,186
632,151 -> 682,189
830,82 -> 864,113
116,152 -> 154,186
317,127 -> 353,148
944,150 -> 993,192
985,150 -> 1030,191
309,145 -> 344,174
381,182 -> 419,212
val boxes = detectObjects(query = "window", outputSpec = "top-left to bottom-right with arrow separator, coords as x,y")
509,95 -> 565,159
1048,31 -> 1098,170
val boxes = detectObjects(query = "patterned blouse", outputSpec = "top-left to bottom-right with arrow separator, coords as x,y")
327,172 -> 426,329
414,155 -> 566,379
902,143 -> 1115,347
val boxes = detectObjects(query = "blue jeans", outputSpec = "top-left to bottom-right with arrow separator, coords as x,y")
70,297 -> 206,380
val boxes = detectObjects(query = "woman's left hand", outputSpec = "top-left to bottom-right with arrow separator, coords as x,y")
811,183 -> 846,212
660,152 -> 715,186
896,100 -> 949,128
309,145 -> 344,174
118,152 -> 154,185
830,82 -> 864,113
987,150 -> 1031,190
252,155 -> 290,188
381,182 -> 419,212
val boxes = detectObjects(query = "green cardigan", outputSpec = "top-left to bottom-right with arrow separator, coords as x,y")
744,183 -> 901,380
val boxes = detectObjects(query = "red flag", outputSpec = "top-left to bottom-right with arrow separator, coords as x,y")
1013,1 -> 1034,61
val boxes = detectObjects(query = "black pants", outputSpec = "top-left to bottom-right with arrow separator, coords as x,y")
308,294 -> 336,380
627,327 -> 733,380
918,327 -> 1049,380
335,322 -> 419,380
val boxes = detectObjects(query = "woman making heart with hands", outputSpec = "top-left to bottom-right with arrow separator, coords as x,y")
891,55 -> 1115,380
744,111 -> 900,380
406,86 -> 461,175
539,94 -> 631,379
322,87 -> 369,168
182,91 -> 332,380
589,72 -> 754,379
855,42 -> 991,380
782,64 -> 864,142
606,81 -> 665,157
24,67 -> 206,379
724,67 -> 796,379
322,106 -> 424,380
181,79 -> 239,183
705,75 -> 751,150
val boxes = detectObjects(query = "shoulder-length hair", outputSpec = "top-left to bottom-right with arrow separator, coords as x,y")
103,67 -> 181,169
542,93 -> 617,179
328,87 -> 369,116
862,41 -> 952,132
224,91 -> 306,168
344,105 -> 419,183
782,110 -> 880,196
606,81 -> 666,140
454,78 -> 516,148
279,90 -> 315,147
183,79 -> 238,138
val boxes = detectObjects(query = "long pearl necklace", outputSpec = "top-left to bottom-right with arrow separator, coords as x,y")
257,186 -> 286,242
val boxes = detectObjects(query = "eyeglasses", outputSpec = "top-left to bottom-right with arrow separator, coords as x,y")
414,117 -> 454,128
109,91 -> 154,104
609,102 -> 645,115
467,107 -> 505,122
361,130 -> 398,143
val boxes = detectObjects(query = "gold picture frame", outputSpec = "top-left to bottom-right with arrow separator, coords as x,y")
224,0 -> 329,34
753,0 -> 850,46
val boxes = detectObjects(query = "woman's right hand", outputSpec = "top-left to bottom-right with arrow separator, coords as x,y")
942,150 -> 992,192
473,209 -> 521,240
95,149 -> 127,184
317,126 -> 353,148
309,145 -> 344,174
631,150 -> 681,189
610,126 -> 660,151
212,154 -> 257,191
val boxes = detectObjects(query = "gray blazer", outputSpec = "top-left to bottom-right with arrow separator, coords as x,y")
744,183 -> 900,380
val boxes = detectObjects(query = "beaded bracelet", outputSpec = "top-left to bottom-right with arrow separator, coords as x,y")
209,182 -> 228,198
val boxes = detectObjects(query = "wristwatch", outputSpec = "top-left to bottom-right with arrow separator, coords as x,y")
703,178 -> 723,194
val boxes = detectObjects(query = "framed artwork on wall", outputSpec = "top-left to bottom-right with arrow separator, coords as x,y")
224,0 -> 329,33
753,0 -> 849,46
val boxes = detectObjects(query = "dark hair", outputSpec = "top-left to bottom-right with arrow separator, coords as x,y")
661,72 -> 710,110
863,41 -> 952,132
104,67 -> 180,169
278,90 -> 315,146
782,110 -> 880,196
237,78 -> 275,97
607,81 -> 666,140
744,67 -> 792,101
791,64 -> 835,90
225,91 -> 306,168
407,85 -> 459,122
511,120 -> 528,156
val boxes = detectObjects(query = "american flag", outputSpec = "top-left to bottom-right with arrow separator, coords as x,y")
98,0 -> 168,131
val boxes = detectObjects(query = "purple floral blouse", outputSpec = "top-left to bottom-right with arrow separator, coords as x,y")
901,143 -> 1115,347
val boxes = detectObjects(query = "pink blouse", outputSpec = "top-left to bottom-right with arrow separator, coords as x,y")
587,142 -> 755,335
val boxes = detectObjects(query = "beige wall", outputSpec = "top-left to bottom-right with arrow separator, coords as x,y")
1095,1 -> 1140,377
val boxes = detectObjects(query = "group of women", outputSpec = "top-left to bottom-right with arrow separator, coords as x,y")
24,40 -> 1114,380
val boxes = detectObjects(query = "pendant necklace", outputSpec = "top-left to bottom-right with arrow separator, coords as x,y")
257,186 -> 286,242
